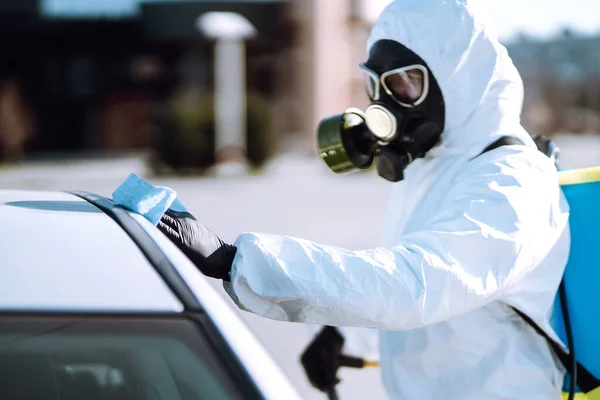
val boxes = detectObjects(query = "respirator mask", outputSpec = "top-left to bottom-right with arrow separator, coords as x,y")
317,39 -> 446,182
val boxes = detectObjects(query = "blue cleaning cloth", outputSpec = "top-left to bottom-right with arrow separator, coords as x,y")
112,173 -> 188,225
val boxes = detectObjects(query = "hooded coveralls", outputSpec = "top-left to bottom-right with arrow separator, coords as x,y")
224,1 -> 570,398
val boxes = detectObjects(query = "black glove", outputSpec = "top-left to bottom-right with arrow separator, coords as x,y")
158,209 -> 237,281
301,326 -> 345,393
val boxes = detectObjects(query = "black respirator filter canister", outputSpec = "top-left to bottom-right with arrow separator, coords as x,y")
317,108 -> 378,173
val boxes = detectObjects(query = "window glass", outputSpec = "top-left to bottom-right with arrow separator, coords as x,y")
0,315 -> 258,400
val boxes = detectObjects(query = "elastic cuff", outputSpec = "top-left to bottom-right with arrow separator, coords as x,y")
221,244 -> 237,282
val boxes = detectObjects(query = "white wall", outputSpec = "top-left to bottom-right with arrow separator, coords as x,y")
361,0 -> 393,24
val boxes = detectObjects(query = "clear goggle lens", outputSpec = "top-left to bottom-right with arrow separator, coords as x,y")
360,64 -> 429,107
383,67 -> 424,104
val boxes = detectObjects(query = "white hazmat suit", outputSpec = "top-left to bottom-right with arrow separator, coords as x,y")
224,0 -> 571,398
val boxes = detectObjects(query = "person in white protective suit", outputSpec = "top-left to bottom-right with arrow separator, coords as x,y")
157,0 -> 571,398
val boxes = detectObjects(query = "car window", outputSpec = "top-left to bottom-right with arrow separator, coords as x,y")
0,315 -> 259,400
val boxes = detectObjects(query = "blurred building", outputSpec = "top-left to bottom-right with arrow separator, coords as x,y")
0,0 -> 292,162
0,0 -> 396,164
506,29 -> 600,135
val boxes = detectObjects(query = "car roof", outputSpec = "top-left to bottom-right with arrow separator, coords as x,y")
0,190 -> 183,312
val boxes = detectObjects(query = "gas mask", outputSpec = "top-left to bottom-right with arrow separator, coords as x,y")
317,39 -> 446,182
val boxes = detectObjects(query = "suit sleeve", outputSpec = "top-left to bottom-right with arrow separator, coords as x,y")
224,154 -> 569,330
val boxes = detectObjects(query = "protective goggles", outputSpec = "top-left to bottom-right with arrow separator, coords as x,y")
359,63 -> 429,108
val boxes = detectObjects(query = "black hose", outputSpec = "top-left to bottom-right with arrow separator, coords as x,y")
326,387 -> 340,400
559,280 -> 576,400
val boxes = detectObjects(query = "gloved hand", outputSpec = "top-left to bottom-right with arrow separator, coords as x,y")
301,326 -> 345,393
158,209 -> 237,281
